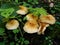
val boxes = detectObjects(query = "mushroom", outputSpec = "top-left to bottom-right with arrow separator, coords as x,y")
16,6 -> 28,15
26,14 -> 38,21
37,22 -> 49,35
40,14 -> 56,24
23,20 -> 39,33
49,2 -> 54,7
37,14 -> 56,35
6,19 -> 19,30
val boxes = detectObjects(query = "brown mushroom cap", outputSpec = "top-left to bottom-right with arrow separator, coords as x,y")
40,15 -> 56,24
16,6 -> 28,15
26,14 -> 38,21
23,20 -> 39,33
6,19 -> 19,30
19,6 -> 28,11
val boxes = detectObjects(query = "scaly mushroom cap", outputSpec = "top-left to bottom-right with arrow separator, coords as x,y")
40,15 -> 56,24
6,19 -> 19,30
26,14 -> 38,21
16,6 -> 28,15
23,21 -> 39,33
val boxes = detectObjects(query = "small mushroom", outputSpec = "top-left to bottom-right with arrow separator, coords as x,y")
6,19 -> 19,30
40,15 -> 56,24
26,14 -> 38,21
23,20 -> 39,33
49,2 -> 54,7
16,6 -> 28,15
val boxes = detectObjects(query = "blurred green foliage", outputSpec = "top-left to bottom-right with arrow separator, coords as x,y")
0,28 -> 5,35
0,8 -> 14,18
29,7 -> 48,16
19,37 -> 29,45
13,29 -> 19,34
0,42 -> 5,45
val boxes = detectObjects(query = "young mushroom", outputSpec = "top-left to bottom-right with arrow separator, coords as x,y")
6,19 -> 19,30
23,20 -> 39,33
16,6 -> 28,15
26,14 -> 38,21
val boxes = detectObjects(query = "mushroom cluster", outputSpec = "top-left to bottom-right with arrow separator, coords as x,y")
23,14 -> 56,34
8,6 -> 56,35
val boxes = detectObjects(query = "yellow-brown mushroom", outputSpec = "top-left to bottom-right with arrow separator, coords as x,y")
6,19 -> 19,30
23,20 -> 39,33
40,15 -> 56,24
37,14 -> 56,35
16,6 -> 28,15
26,14 -> 38,21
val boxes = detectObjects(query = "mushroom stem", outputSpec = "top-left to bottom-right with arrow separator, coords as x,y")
18,27 -> 23,37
